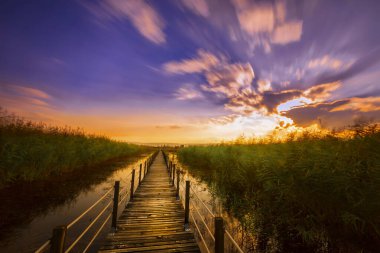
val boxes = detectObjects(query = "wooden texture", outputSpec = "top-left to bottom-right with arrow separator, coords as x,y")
99,152 -> 200,253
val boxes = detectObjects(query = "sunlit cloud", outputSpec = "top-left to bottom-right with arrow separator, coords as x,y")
233,1 -> 275,34
231,0 -> 303,52
304,82 -> 341,101
257,79 -> 272,93
271,21 -> 303,45
201,63 -> 255,97
308,55 -> 343,70
331,97 -> 380,112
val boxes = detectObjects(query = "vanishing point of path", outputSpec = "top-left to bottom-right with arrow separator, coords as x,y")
99,151 -> 201,252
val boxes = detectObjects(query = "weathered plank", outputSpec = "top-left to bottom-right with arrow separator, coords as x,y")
99,151 -> 200,253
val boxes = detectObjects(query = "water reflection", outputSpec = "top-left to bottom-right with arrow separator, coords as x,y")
0,153 -> 151,253
170,153 -> 255,252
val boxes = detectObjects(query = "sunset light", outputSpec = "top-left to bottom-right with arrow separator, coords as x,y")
1,1 -> 380,253
1,0 -> 379,143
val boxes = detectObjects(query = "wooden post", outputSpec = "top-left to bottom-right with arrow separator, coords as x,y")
50,226 -> 66,253
144,161 -> 147,174
139,164 -> 142,185
111,181 -> 120,229
169,161 -> 172,173
130,169 -> 135,201
172,164 -> 176,186
214,217 -> 224,253
176,170 -> 180,200
184,180 -> 190,226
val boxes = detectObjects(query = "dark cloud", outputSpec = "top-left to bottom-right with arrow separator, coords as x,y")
283,97 -> 380,128
262,89 -> 303,113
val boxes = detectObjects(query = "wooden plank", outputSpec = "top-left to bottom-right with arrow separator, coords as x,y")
98,151 -> 200,253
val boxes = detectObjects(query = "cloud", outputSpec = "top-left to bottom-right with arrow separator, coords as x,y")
304,82 -> 341,101
181,0 -> 209,17
271,21 -> 303,44
231,0 -> 303,51
208,114 -> 240,125
331,97 -> 380,112
164,50 -> 342,117
156,125 -> 182,129
164,49 -> 375,132
257,79 -> 272,93
0,84 -> 55,122
308,55 -> 343,70
262,89 -> 304,113
174,84 -> 204,100
84,0 -> 165,44
312,48 -> 380,86
283,97 -> 380,128
11,85 -> 51,99
234,1 -> 275,34
163,49 -> 220,74
202,63 -> 255,97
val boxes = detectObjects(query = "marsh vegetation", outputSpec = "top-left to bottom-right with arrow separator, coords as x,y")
178,125 -> 380,253
0,108 -> 147,187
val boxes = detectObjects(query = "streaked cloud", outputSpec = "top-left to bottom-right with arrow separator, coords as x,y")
163,49 -> 219,74
234,1 -> 275,34
10,85 -> 51,99
257,79 -> 272,93
174,84 -> 204,100
331,97 -> 380,113
84,0 -> 166,44
231,0 -> 303,51
271,21 -> 303,45
308,55 -> 343,70
202,63 -> 255,97
304,82 -> 341,101
181,0 -> 209,17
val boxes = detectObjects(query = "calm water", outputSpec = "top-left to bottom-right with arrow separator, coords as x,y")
0,154 -> 151,253
171,153 -> 255,252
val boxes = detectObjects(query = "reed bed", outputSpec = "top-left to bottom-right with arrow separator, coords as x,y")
178,126 -> 380,253
0,108 -> 146,186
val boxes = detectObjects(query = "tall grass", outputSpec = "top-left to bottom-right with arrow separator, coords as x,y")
0,108 -> 146,186
178,128 -> 380,252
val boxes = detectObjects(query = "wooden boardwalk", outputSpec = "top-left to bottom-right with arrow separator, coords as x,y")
99,151 -> 201,253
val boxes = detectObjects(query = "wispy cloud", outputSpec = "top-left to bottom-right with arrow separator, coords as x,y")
11,85 -> 51,99
0,84 -> 56,121
308,55 -> 343,70
163,49 -> 219,74
174,84 -> 204,100
83,0 -> 166,44
181,0 -> 209,17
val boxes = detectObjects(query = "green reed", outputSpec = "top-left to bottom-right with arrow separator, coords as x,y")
178,130 -> 380,253
0,108 -> 147,186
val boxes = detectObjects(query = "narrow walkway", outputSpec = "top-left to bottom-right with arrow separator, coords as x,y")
99,151 -> 200,253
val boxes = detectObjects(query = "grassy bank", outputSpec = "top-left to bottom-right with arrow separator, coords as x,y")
0,109 -> 147,186
178,129 -> 380,252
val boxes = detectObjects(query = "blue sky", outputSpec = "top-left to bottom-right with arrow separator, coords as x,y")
1,0 -> 379,143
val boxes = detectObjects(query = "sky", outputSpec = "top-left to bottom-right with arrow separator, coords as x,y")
1,0 -> 380,143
